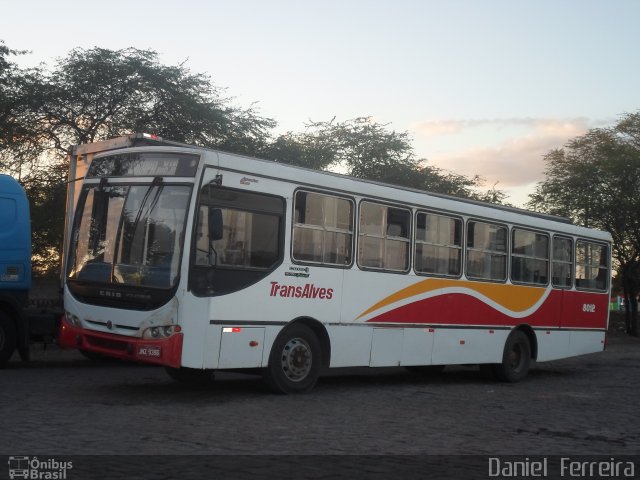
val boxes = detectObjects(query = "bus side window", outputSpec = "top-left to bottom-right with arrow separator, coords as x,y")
292,190 -> 354,267
466,220 -> 507,282
190,185 -> 285,296
358,202 -> 410,273
575,240 -> 608,291
511,228 -> 549,286
414,212 -> 462,277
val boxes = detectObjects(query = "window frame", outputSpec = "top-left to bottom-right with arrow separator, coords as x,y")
465,219 -> 509,283
189,184 -> 286,297
290,188 -> 356,268
510,227 -> 550,287
413,210 -> 463,279
551,235 -> 574,289
357,199 -> 412,274
575,239 -> 609,292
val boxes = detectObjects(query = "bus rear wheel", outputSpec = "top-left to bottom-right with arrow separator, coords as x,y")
491,330 -> 531,382
264,324 -> 321,394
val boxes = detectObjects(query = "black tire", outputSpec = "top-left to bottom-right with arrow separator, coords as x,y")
165,367 -> 215,385
491,330 -> 531,382
0,312 -> 17,368
264,324 -> 321,394
405,365 -> 446,376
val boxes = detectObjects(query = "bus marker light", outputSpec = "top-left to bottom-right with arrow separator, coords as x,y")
460,340 -> 466,345
232,327 -> 242,333
249,341 -> 259,347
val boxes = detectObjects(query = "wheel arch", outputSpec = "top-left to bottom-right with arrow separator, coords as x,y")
285,316 -> 331,369
513,324 -> 538,361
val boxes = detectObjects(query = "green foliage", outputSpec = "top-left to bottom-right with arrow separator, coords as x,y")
265,117 -> 502,201
528,112 -> 640,335
0,41 -> 42,162
0,45 -> 277,275
22,163 -> 68,276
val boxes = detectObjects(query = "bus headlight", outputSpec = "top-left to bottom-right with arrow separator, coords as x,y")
65,311 -> 81,327
142,325 -> 181,339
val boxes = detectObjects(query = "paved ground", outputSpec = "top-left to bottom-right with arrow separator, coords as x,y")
1,335 -> 639,459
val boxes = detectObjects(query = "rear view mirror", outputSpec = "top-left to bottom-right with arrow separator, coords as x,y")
209,208 -> 223,241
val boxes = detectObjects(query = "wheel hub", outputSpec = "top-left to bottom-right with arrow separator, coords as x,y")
281,337 -> 312,382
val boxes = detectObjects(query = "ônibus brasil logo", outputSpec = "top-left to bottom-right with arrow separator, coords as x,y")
8,456 -> 73,479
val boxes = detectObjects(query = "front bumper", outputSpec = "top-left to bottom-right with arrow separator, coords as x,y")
58,316 -> 183,368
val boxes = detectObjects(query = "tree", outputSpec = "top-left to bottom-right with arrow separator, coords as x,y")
265,117 -> 504,201
528,112 -> 640,336
0,45 -> 276,276
0,41 -> 44,173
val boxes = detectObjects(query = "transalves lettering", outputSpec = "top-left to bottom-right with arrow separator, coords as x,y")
270,281 -> 334,299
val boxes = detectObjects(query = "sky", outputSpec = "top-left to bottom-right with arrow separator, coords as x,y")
2,0 -> 639,206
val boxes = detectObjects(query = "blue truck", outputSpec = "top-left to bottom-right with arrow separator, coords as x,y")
0,174 -> 59,366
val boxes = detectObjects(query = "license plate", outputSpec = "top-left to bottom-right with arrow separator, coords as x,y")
138,345 -> 161,358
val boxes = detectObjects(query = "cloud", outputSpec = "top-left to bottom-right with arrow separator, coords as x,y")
421,118 -> 594,204
411,117 -> 591,137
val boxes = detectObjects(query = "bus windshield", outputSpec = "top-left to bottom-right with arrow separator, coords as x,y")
68,182 -> 191,289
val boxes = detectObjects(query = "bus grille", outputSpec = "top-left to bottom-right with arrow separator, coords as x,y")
86,335 -> 130,352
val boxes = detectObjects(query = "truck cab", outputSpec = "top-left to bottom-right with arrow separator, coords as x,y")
0,174 -> 32,365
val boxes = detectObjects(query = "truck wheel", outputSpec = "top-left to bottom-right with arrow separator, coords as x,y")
491,330 -> 531,382
0,312 -> 17,367
264,324 -> 321,394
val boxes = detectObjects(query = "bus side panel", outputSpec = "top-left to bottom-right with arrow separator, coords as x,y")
568,330 -> 606,357
536,329 -> 571,361
431,328 -> 508,365
328,325 -> 373,367
218,327 -> 266,368
183,293 -> 215,369
369,328 -> 403,366
340,270 -> 418,325
400,327 -> 435,366
560,290 -> 609,329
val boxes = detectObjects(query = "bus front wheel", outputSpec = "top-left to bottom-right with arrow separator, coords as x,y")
491,330 -> 531,382
264,324 -> 321,394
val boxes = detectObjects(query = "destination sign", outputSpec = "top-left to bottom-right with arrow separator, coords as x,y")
87,152 -> 199,178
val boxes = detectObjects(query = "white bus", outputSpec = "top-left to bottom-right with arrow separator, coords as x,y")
59,135 -> 612,393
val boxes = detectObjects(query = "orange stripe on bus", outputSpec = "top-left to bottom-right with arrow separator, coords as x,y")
357,278 -> 546,319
